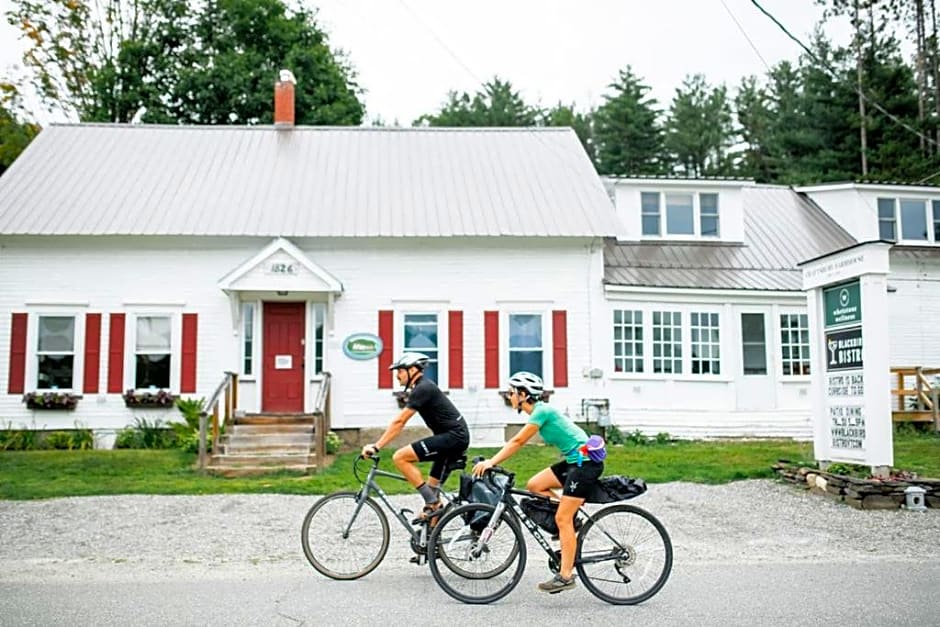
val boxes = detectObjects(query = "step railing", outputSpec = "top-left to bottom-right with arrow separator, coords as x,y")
312,372 -> 332,471
891,366 -> 939,427
198,371 -> 238,470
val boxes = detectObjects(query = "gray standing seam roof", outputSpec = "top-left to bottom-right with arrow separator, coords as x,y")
0,124 -> 621,238
604,185 -> 857,291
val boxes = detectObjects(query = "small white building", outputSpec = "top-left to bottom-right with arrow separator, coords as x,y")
0,93 -> 623,446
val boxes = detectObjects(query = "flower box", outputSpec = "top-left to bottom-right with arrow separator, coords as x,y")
123,389 -> 178,408
23,391 -> 80,410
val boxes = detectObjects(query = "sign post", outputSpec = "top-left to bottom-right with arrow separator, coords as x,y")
800,242 -> 893,477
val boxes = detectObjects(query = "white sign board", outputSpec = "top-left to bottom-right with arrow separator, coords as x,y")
801,242 -> 893,471
275,355 -> 293,369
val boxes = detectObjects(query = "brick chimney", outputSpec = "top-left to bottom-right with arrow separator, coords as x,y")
274,69 -> 296,128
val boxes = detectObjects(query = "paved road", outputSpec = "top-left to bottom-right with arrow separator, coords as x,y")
1,481 -> 938,626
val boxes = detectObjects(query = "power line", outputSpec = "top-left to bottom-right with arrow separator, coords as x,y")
395,0 -> 484,86
749,0 -> 938,149
718,0 -> 772,73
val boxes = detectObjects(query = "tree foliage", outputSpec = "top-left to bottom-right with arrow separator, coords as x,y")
0,85 -> 40,176
592,66 -> 663,176
663,74 -> 735,177
415,77 -> 539,127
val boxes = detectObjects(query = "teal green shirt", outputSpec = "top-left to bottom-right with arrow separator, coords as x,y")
527,402 -> 588,463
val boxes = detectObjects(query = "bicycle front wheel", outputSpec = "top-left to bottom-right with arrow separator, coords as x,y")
576,503 -> 673,605
301,491 -> 390,580
428,503 -> 526,604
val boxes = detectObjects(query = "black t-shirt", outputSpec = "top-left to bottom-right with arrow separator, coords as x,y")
406,376 -> 465,434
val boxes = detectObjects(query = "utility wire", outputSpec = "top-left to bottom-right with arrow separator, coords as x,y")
719,0 -> 772,72
395,0 -> 484,86
749,0 -> 938,149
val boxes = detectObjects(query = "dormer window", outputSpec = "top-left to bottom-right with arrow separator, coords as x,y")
641,191 -> 720,238
877,197 -> 940,243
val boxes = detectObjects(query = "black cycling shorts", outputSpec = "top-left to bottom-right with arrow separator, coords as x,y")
411,427 -> 469,481
550,459 -> 604,499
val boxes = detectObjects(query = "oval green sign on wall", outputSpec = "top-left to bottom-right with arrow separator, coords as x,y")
342,333 -> 384,360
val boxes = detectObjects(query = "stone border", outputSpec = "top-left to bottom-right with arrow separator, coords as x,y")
774,461 -> 940,510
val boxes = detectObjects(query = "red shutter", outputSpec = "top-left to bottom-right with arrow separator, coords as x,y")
448,311 -> 464,389
552,310 -> 569,388
181,313 -> 198,393
378,310 -> 393,389
484,311 -> 499,388
83,313 -> 102,394
107,313 -> 125,393
7,313 -> 27,394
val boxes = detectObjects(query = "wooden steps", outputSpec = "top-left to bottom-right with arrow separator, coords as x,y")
208,413 -> 319,476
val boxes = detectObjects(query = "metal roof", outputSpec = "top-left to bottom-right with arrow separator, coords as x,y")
604,185 -> 857,291
0,124 -> 621,238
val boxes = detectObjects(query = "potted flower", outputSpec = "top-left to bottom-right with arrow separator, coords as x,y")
123,388 -> 178,408
23,391 -> 80,410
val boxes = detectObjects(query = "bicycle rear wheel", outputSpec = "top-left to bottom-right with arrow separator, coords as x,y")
301,491 -> 390,580
428,503 -> 526,604
575,503 -> 673,605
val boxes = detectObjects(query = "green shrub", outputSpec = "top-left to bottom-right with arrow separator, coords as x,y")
325,431 -> 342,454
44,431 -> 73,450
604,424 -> 625,445
114,417 -> 177,449
170,397 -> 206,454
0,424 -> 39,451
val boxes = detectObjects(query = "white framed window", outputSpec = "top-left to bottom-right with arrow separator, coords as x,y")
135,315 -> 172,389
641,192 -> 661,236
652,311 -> 682,374
613,309 -> 643,373
312,303 -> 326,376
690,312 -> 720,375
900,198 -> 928,241
241,302 -> 255,377
508,313 -> 544,379
933,200 -> 940,241
780,313 -> 810,376
404,313 -> 440,384
642,191 -> 721,239
877,197 -> 897,241
741,313 -> 767,375
36,315 -> 76,390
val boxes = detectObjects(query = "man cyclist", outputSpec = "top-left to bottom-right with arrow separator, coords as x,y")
362,351 -> 469,523
473,371 -> 603,594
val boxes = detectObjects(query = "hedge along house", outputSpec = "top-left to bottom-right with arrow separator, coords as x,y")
600,177 -> 856,439
0,73 -> 624,449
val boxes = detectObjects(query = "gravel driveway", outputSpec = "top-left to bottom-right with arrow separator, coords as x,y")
1,480 -> 938,584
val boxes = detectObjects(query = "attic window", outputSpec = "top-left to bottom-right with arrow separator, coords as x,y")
641,191 -> 721,239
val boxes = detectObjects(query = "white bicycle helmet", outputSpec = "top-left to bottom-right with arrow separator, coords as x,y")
508,371 -> 544,399
388,352 -> 430,371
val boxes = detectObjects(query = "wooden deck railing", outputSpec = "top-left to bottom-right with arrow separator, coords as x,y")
890,366 -> 939,427
197,371 -> 238,470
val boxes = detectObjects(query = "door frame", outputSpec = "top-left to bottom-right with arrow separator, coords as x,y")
261,301 -> 306,413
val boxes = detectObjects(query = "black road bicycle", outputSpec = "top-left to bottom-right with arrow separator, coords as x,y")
427,465 -> 673,605
301,453 -> 515,579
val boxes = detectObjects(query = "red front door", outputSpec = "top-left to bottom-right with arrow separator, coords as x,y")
263,302 -> 305,413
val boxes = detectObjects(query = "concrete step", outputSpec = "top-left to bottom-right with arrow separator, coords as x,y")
219,444 -> 311,456
229,424 -> 313,436
210,453 -> 317,466
236,414 -> 318,426
221,432 -> 313,446
206,464 -> 316,477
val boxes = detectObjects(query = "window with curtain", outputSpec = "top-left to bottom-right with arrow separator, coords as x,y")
404,313 -> 439,383
37,316 -> 75,389
136,316 -> 171,389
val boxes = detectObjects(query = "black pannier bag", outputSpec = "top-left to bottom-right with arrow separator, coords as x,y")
520,497 -> 560,535
585,475 -> 647,504
459,473 -> 508,531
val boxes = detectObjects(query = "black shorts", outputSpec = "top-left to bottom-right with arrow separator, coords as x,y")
550,459 -> 603,499
411,426 -> 470,481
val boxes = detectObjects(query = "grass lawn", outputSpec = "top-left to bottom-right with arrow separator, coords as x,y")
1,432 -> 936,500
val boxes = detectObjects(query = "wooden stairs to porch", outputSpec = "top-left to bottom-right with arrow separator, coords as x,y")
208,414 -> 321,477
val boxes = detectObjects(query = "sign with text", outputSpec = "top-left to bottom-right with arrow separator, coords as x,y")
823,281 -> 861,328
825,326 -> 863,372
342,333 -> 384,360
800,242 -> 892,470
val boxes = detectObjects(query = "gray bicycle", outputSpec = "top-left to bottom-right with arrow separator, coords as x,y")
301,452 -> 517,579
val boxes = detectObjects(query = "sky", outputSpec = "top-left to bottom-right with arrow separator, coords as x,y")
0,0 -> 853,125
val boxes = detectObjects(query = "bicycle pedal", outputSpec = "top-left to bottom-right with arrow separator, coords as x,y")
409,555 -> 426,566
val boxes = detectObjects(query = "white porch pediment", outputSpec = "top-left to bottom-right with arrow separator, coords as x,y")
218,237 -> 343,294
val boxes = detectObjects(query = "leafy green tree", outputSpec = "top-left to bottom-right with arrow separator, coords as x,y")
416,77 -> 539,126
172,0 -> 363,125
6,0 -> 192,122
0,85 -> 39,176
663,74 -> 736,177
592,66 -> 664,175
